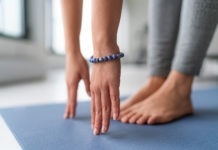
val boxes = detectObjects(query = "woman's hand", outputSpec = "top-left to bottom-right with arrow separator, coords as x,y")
91,59 -> 121,135
64,52 -> 91,119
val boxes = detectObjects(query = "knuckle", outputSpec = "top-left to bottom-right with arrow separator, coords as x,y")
103,116 -> 109,123
111,97 -> 119,104
110,81 -> 119,88
95,110 -> 102,116
110,95 -> 116,101
90,84 -> 99,93
103,106 -> 110,114
95,118 -> 102,125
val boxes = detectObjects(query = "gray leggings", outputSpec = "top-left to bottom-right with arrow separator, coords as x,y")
147,0 -> 218,77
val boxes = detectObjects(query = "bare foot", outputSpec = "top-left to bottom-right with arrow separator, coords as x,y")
119,71 -> 194,125
120,77 -> 165,112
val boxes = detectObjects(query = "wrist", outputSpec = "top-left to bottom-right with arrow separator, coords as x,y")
66,50 -> 82,60
65,44 -> 82,58
93,47 -> 120,57
90,52 -> 124,63
93,41 -> 120,57
65,39 -> 80,53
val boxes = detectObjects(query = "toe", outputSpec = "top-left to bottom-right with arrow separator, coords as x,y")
147,115 -> 160,125
129,114 -> 142,124
136,115 -> 149,125
119,107 -> 134,120
121,112 -> 135,123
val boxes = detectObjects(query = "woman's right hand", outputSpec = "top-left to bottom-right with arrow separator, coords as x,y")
64,52 -> 91,119
91,58 -> 121,135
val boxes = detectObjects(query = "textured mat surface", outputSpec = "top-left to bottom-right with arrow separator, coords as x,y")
1,87 -> 218,150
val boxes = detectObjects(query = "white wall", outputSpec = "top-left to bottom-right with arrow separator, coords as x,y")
208,28 -> 218,55
123,0 -> 149,63
0,0 -> 46,84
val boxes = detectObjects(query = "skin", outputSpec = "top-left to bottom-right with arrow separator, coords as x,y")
61,0 -> 123,135
119,71 -> 194,125
120,77 -> 166,111
61,0 -> 91,119
91,0 -> 123,135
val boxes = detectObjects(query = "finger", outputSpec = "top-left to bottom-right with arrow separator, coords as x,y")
101,88 -> 111,133
91,91 -> 95,129
94,91 -> 102,135
64,104 -> 70,119
109,84 -> 120,120
83,73 -> 91,96
67,81 -> 79,118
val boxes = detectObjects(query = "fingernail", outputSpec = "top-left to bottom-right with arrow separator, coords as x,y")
93,128 -> 98,135
113,113 -> 117,120
101,126 -> 106,133
64,114 -> 68,119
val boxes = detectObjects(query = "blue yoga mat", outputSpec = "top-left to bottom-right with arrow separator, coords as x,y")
1,87 -> 218,150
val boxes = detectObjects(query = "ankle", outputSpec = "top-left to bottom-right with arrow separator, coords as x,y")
168,71 -> 193,85
166,71 -> 194,95
147,77 -> 166,87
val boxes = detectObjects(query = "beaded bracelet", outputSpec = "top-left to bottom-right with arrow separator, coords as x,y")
89,52 -> 124,63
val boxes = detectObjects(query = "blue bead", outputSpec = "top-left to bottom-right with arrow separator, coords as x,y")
89,52 -> 124,63
107,56 -> 111,60
89,56 -> 93,63
112,54 -> 117,59
104,56 -> 108,61
120,53 -> 124,57
112,54 -> 118,59
99,57 -> 103,62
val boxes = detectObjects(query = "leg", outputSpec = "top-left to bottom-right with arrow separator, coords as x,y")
91,0 -> 123,135
120,0 -> 182,113
147,0 -> 182,77
121,0 -> 218,125
172,0 -> 218,75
